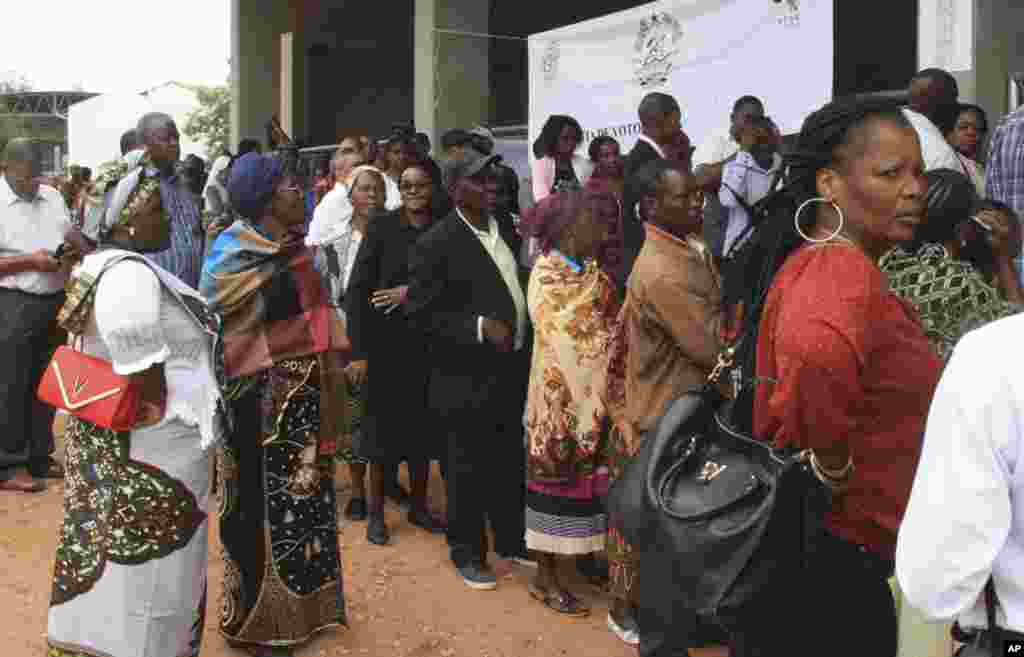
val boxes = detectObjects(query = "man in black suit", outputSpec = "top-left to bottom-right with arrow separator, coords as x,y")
405,151 -> 533,590
620,92 -> 683,294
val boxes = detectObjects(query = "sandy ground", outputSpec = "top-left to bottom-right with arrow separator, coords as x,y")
0,419 -> 649,657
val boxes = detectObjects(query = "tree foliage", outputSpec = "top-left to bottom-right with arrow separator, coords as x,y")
184,84 -> 231,158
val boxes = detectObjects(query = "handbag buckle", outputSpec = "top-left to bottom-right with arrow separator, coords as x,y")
707,347 -> 735,385
698,461 -> 727,484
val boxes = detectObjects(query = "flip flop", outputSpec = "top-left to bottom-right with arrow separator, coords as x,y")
528,583 -> 590,617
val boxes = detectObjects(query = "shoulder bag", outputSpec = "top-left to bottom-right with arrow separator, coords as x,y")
606,319 -> 829,624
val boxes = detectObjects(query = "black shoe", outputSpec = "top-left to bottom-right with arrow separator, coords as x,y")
385,483 -> 412,510
344,497 -> 368,521
367,512 -> 389,545
407,509 -> 446,534
457,560 -> 497,590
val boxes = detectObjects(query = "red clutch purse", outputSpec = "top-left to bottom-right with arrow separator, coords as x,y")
37,345 -> 141,432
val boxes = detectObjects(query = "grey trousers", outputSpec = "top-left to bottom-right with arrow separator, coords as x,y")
0,287 -> 63,480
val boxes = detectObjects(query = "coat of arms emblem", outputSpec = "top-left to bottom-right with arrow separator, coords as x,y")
633,11 -> 683,88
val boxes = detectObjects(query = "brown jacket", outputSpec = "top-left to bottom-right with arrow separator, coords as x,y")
624,223 -> 722,433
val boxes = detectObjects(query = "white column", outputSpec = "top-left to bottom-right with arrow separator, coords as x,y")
280,32 -> 294,138
231,0 -> 278,150
414,0 -> 437,152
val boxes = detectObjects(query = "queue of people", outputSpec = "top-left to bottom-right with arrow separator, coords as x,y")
1,60 -> 1024,657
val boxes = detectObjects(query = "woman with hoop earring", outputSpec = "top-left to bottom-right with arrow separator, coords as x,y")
717,97 -> 943,657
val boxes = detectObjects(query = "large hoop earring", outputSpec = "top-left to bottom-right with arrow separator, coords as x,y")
794,197 -> 845,243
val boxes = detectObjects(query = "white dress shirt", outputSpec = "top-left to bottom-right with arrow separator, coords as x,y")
719,150 -> 782,255
456,208 -> 527,351
896,314 -> 1024,633
902,108 -> 962,172
0,176 -> 72,295
692,128 -> 739,169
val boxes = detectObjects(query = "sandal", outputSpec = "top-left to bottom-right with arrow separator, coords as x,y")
45,458 -> 65,479
528,583 -> 590,617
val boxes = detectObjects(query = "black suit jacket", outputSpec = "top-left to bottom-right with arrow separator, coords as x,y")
620,139 -> 664,293
404,210 -> 531,420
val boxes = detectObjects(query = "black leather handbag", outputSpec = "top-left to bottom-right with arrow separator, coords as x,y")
606,347 -> 829,622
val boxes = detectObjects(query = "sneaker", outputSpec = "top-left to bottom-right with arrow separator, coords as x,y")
607,611 -> 640,646
458,561 -> 498,590
498,549 -> 538,569
344,497 -> 368,521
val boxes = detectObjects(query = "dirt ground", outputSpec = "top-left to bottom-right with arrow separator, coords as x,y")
0,420 -> 645,657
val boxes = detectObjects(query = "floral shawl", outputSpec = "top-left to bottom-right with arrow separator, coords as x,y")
79,150 -> 161,243
525,252 -> 620,483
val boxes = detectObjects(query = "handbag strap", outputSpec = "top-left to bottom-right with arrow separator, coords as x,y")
984,577 -> 1001,651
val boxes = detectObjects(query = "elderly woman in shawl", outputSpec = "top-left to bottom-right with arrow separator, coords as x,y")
201,153 -> 347,657
519,188 -> 620,618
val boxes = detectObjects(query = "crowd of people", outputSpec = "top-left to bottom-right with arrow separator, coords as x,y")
1,63 -> 1024,657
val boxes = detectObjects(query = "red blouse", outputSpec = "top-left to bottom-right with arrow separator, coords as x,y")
753,244 -> 942,558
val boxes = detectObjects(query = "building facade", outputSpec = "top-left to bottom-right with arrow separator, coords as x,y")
231,0 -> 1023,151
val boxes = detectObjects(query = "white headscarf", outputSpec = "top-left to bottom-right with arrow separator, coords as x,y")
306,165 -> 391,247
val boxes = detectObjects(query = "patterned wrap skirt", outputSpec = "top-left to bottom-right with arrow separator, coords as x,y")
47,417 -> 212,657
217,357 -> 347,648
525,470 -> 609,556
607,423 -> 641,606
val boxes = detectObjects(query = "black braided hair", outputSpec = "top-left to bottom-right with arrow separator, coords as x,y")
720,95 -> 911,432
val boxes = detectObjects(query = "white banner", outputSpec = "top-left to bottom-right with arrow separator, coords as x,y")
528,0 -> 834,157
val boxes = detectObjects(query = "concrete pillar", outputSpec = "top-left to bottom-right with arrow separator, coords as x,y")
415,0 -> 491,151
414,0 -> 437,151
231,0 -> 279,150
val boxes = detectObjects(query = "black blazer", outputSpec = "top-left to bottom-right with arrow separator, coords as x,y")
620,139 -> 665,293
404,210 -> 531,419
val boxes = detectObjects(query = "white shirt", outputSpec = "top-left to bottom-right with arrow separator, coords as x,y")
719,150 -> 782,255
896,314 -> 1024,633
0,176 -> 72,295
456,208 -> 527,351
306,179 -> 402,247
902,108 -> 962,172
692,128 -> 739,169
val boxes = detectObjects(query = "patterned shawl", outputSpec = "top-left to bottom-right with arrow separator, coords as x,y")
525,252 -> 620,483
200,219 -> 345,379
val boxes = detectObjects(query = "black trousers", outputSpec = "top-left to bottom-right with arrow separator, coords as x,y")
445,406 -> 527,568
0,288 -> 63,481
722,530 -> 897,657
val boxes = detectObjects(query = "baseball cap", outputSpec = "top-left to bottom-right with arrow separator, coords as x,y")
442,151 -> 502,188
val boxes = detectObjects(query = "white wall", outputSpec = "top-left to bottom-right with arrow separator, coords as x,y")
67,92 -> 153,169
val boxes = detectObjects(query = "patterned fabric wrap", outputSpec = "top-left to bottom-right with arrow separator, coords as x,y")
200,219 -> 338,378
79,150 -> 149,242
604,303 -> 641,604
217,357 -> 346,647
880,243 -> 1021,361
525,253 -> 619,484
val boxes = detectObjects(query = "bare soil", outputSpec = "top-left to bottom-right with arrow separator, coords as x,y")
0,420 -> 659,657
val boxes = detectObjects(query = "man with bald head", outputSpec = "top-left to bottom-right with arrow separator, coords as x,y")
0,138 -> 81,492
130,113 -> 202,286
902,68 -> 962,172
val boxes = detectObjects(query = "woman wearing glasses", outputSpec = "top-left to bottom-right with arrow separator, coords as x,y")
344,162 -> 448,545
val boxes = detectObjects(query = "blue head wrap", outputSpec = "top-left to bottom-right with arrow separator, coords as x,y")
228,152 -> 283,221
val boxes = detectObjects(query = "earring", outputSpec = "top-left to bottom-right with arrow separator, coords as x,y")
794,197 -> 845,243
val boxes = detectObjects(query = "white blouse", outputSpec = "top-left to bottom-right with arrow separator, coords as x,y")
82,259 -> 221,448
